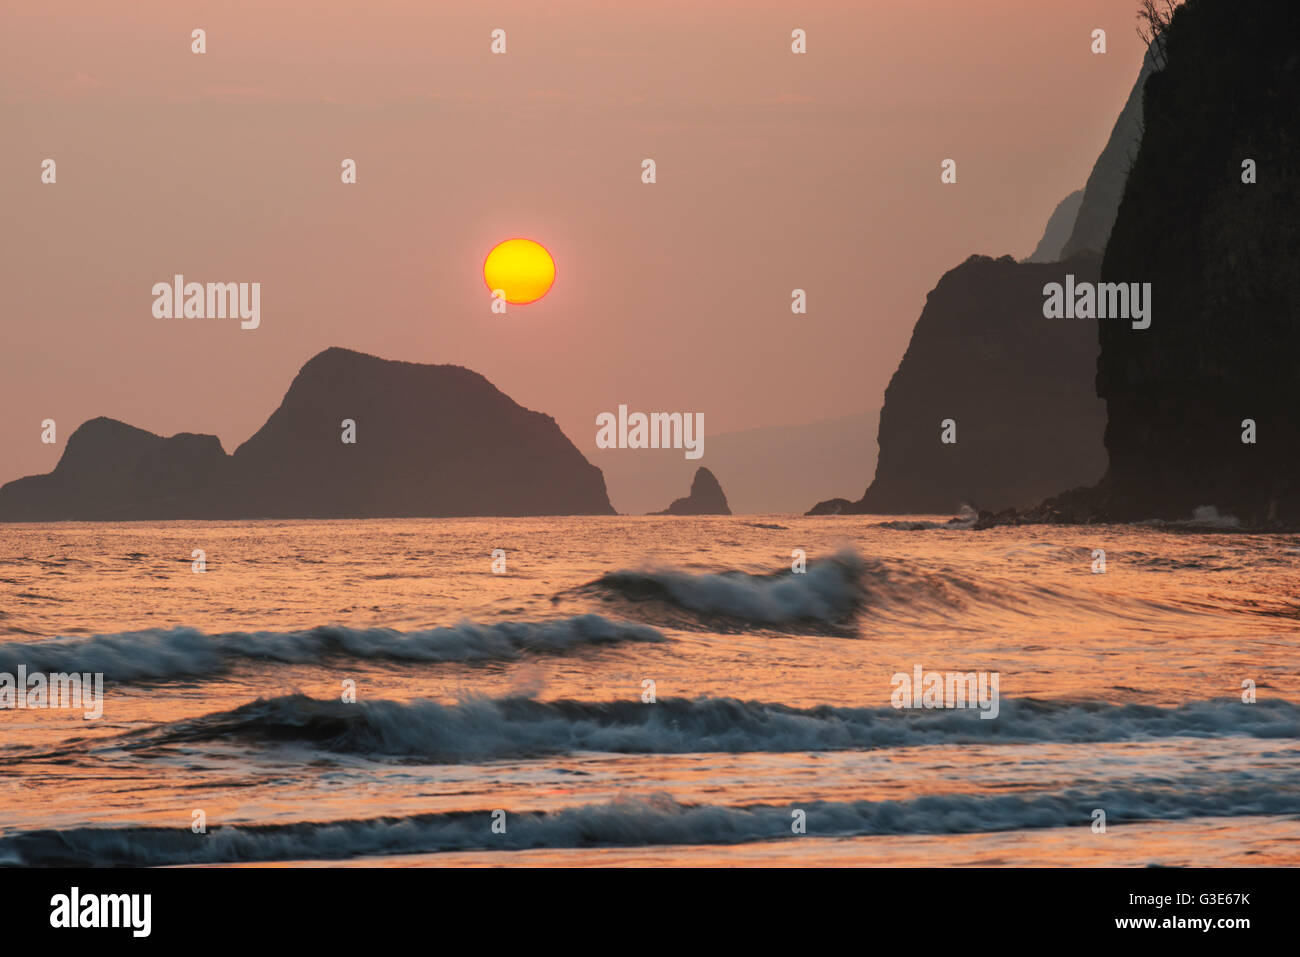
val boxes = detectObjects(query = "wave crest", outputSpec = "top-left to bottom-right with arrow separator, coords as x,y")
106,694 -> 1300,760
7,777 -> 1300,866
0,615 -> 666,684
585,549 -> 869,625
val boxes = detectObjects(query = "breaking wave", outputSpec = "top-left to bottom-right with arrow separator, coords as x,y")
585,549 -> 870,625
104,694 -> 1300,761
578,548 -> 1071,630
0,615 -> 666,684
7,777 -> 1300,866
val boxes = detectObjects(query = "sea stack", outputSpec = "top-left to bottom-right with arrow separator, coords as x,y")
652,467 -> 731,515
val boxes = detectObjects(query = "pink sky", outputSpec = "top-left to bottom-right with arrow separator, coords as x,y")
0,0 -> 1146,485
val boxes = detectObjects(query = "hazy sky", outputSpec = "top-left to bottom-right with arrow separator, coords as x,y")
0,0 -> 1146,485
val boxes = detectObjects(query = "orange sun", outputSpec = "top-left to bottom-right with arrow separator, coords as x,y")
483,238 -> 556,304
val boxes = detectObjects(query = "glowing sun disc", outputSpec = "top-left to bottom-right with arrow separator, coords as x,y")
483,238 -> 556,304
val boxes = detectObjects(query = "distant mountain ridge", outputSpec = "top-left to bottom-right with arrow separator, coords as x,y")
0,348 -> 616,520
1060,50 -> 1158,260
1024,189 -> 1083,263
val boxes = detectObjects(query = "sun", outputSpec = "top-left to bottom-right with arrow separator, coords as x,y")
483,238 -> 555,305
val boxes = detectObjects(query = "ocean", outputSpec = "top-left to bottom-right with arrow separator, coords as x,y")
1,515 -> 1298,866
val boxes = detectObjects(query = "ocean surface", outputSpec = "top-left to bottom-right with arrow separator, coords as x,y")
1,515 -> 1298,867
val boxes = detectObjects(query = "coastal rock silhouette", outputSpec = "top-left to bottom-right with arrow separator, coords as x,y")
806,46 -> 1157,518
652,467 -> 731,515
0,348 -> 615,520
807,255 -> 1108,515
0,418 -> 230,520
1039,0 -> 1300,526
